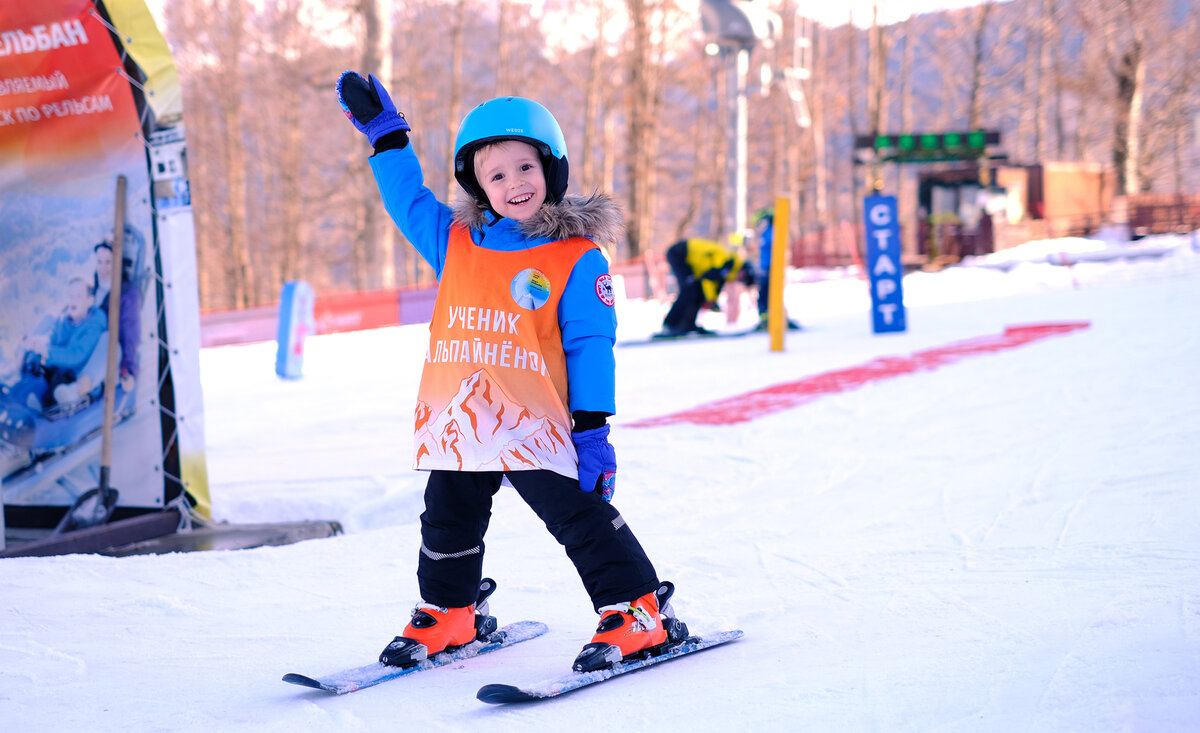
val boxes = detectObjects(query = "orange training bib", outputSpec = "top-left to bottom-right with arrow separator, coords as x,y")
413,225 -> 597,479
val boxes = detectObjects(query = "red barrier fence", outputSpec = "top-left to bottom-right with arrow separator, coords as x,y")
1123,194 -> 1200,237
200,284 -> 438,348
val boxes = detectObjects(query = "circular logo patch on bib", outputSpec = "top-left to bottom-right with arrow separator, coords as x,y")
511,268 -> 551,310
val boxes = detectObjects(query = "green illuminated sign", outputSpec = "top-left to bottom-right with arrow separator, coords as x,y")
853,130 -> 1001,163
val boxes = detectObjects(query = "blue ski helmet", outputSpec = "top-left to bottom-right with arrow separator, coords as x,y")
453,96 -> 569,207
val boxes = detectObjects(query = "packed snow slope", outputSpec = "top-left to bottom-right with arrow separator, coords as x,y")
3,234 -> 1199,732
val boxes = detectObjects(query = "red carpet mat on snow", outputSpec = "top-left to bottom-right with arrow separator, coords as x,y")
629,322 -> 1092,428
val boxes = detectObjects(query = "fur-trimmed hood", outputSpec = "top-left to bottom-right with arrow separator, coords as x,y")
451,192 -> 625,247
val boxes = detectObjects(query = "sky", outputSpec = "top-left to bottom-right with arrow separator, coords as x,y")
809,0 -> 993,26
3,228 -> 1198,731
140,0 -> 996,42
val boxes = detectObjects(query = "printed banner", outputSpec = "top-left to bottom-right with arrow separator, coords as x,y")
863,194 -> 908,334
276,281 -> 315,380
0,0 -> 209,525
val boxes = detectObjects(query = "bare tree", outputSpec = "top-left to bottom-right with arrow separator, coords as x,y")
1110,23 -> 1145,194
544,0 -> 617,198
965,2 -> 994,130
1127,0 -> 1200,193
214,0 -> 254,308
445,0 -> 468,203
259,0 -> 307,289
623,0 -> 656,258
809,20 -> 830,240
579,13 -> 610,195
840,13 -> 863,255
1079,0 -> 1165,194
867,0 -> 887,139
156,0 -> 1200,311
495,0 -> 512,95
163,0 -> 219,305
1024,0 -> 1047,163
671,42 -> 722,242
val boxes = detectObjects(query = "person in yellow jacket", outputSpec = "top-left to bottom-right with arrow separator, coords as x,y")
660,238 -> 757,337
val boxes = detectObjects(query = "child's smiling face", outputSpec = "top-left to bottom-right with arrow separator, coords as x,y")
64,279 -> 91,323
473,140 -> 547,221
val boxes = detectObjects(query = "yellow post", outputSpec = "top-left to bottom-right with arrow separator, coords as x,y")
769,196 -> 788,352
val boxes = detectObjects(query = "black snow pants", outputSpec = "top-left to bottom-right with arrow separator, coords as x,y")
417,469 -> 661,612
661,240 -> 706,334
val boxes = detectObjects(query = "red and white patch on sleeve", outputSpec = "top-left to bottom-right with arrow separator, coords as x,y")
594,273 -> 615,307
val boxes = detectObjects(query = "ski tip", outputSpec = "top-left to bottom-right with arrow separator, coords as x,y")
477,683 -> 534,704
696,629 -> 745,647
500,619 -> 550,642
282,673 -> 324,690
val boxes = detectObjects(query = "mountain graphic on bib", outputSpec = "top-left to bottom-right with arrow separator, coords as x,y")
414,369 -> 573,471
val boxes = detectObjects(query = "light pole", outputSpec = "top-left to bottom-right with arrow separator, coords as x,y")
700,0 -> 756,240
735,45 -> 750,238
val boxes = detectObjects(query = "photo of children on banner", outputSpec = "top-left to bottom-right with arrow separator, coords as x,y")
72,234 -> 144,401
6,276 -> 106,412
0,224 -> 146,479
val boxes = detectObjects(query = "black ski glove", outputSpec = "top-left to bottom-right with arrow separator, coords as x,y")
336,71 -> 410,147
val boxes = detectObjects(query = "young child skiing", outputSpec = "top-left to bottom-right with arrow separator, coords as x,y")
335,72 -> 687,673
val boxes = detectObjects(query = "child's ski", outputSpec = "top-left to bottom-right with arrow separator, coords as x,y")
476,629 -> 743,704
283,620 -> 548,695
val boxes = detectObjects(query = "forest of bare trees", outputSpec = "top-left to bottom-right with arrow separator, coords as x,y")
156,0 -> 1200,311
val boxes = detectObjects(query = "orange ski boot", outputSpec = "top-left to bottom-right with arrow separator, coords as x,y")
380,578 -> 499,667
572,581 -> 689,672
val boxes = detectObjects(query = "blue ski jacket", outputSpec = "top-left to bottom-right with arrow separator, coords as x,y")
369,145 -> 621,415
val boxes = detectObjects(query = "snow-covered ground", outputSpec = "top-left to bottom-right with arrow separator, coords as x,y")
3,232 -> 1199,731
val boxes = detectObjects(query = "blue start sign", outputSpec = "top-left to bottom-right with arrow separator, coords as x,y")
863,194 -> 907,334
